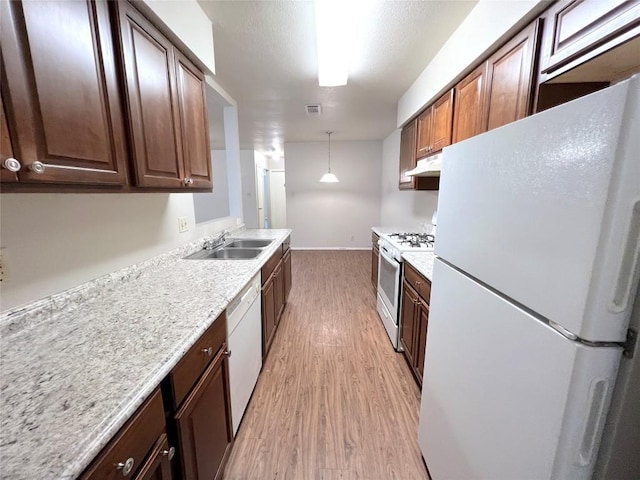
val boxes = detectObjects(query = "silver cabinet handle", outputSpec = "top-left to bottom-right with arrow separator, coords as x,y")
416,281 -> 422,287
2,157 -> 21,172
183,177 -> 193,186
224,349 -> 232,357
162,446 -> 175,461
115,457 -> 135,476
29,161 -> 46,173
202,346 -> 213,356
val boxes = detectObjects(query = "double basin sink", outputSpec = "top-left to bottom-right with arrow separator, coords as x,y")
183,238 -> 273,260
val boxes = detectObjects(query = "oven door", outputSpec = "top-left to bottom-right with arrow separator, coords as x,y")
377,245 -> 401,323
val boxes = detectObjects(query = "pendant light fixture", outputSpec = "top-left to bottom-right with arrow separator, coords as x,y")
319,131 -> 339,183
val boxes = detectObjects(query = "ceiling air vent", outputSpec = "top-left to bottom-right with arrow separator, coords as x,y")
305,104 -> 322,116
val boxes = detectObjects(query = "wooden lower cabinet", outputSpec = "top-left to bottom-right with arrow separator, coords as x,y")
261,241 -> 292,359
80,389 -> 172,480
174,347 -> 233,480
283,248 -> 292,300
262,273 -> 277,356
399,265 -> 431,387
136,434 -> 174,480
400,280 -> 420,368
371,232 -> 380,288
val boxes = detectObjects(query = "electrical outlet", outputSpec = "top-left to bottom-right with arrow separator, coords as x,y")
0,251 -> 7,282
178,216 -> 189,233
350,235 -> 355,241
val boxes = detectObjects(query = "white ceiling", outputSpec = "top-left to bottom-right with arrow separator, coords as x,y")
197,0 -> 477,152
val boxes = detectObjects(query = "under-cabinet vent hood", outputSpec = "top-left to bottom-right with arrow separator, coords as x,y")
406,153 -> 441,177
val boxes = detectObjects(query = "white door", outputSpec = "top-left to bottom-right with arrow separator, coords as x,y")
268,170 -> 287,228
436,77 -> 640,342
419,259 -> 621,480
256,166 -> 266,228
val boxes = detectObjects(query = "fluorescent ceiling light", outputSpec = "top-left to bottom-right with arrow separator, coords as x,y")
314,0 -> 361,87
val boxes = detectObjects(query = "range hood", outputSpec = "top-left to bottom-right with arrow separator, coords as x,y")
406,153 -> 441,177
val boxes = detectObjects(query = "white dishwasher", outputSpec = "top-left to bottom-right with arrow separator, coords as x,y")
226,273 -> 262,436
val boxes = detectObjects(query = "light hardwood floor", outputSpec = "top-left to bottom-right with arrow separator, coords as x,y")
223,250 -> 429,480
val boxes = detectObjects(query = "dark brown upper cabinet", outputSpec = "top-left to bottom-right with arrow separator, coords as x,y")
452,62 -> 488,144
416,89 -> 455,159
114,1 -> 212,190
0,0 -> 129,186
484,20 -> 540,132
399,120 -> 417,190
539,0 -> 640,80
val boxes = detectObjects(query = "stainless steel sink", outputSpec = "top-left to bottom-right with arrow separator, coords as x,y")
183,248 -> 262,260
225,239 -> 273,248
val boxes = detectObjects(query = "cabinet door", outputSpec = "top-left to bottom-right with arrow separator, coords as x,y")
262,277 -> 277,357
485,21 -> 539,132
0,95 -> 18,183
274,264 -> 285,321
415,108 -> 433,159
400,281 -> 419,367
415,299 -> 430,386
283,249 -> 292,303
0,0 -> 128,185
174,50 -> 212,189
135,434 -> 174,480
116,2 -> 185,189
540,0 -> 640,77
431,89 -> 455,152
399,120 -> 417,189
371,246 -> 379,289
453,62 -> 488,144
175,348 -> 233,480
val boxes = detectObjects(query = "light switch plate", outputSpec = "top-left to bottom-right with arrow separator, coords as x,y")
178,216 -> 189,233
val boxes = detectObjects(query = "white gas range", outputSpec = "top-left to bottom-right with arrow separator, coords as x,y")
376,232 -> 435,350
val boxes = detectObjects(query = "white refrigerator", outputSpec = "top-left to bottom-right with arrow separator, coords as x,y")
418,74 -> 640,479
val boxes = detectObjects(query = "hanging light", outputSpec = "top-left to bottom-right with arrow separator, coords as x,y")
319,131 -> 339,183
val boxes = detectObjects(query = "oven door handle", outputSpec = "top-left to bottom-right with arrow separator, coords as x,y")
379,245 -> 399,267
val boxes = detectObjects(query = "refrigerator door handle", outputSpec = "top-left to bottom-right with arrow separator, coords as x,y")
611,200 -> 640,313
577,379 -> 609,466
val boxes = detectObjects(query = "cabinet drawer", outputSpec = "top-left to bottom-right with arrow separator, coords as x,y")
372,232 -> 379,243
261,248 -> 282,283
169,312 -> 226,409
404,263 -> 431,303
80,389 -> 165,480
283,235 -> 291,252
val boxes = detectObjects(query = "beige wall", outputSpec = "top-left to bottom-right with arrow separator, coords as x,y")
284,140 -> 382,249
379,129 -> 438,230
0,193 -> 238,312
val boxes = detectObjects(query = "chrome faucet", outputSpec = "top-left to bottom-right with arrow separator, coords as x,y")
203,230 -> 228,250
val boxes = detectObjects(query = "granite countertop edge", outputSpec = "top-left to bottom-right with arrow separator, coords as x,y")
402,252 -> 436,282
0,228 -> 291,480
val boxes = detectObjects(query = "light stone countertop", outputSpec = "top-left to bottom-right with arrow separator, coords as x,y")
402,252 -> 436,282
0,228 -> 291,480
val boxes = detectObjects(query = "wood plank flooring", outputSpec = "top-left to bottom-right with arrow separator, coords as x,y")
223,250 -> 429,480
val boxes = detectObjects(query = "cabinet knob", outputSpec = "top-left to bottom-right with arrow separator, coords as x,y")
162,446 -> 175,461
202,346 -> 213,356
29,161 -> 46,174
115,457 -> 135,476
183,177 -> 193,186
2,157 -> 21,172
224,349 -> 232,357
415,281 -> 422,287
